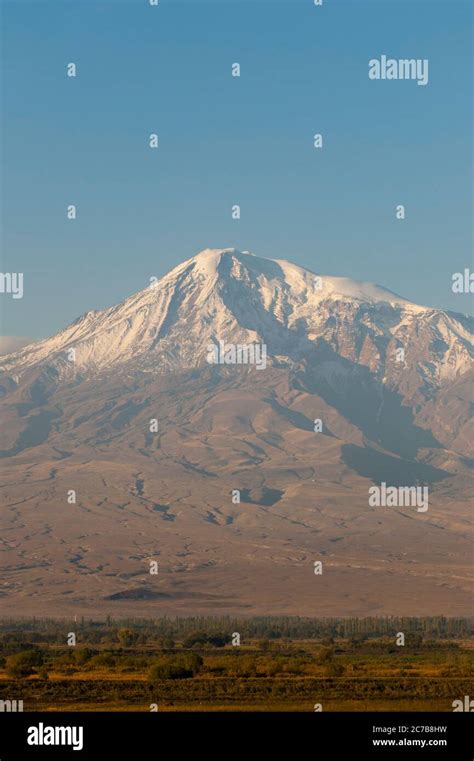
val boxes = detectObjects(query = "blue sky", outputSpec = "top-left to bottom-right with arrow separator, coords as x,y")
1,0 -> 472,339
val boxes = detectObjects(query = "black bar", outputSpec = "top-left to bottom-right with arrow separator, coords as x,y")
0,712 -> 472,759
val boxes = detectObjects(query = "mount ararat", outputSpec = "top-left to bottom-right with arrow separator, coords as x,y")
0,248 -> 472,617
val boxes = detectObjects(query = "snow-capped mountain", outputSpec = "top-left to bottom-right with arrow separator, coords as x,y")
1,248 -> 472,390
0,248 -> 472,618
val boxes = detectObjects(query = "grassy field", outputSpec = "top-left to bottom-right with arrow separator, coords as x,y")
0,631 -> 472,712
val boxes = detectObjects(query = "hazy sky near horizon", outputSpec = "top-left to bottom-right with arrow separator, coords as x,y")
1,0 -> 472,339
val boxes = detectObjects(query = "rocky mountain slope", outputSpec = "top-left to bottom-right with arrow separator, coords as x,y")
0,248 -> 472,617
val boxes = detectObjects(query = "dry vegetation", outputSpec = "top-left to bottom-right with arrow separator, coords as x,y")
0,616 -> 472,712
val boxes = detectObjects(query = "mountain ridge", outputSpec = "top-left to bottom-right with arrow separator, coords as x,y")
1,248 -> 472,384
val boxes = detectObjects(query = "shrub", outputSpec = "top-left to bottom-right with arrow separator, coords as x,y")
182,632 -> 207,648
148,654 -> 203,682
73,648 -> 95,666
325,661 -> 345,677
6,650 -> 43,678
182,631 -> 227,648
52,652 -> 76,673
88,652 -> 117,669
206,634 -> 228,648
317,647 -> 334,664
117,629 -> 137,647
322,637 -> 335,646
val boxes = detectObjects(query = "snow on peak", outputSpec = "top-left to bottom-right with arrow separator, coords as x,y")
0,246 -> 467,379
162,248 -> 427,312
191,248 -> 239,280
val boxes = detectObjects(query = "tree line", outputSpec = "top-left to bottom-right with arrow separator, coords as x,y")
0,615 -> 471,647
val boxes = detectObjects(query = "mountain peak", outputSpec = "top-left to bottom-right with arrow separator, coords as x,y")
191,247 -> 247,276
167,247 -> 425,313
0,247 -> 471,382
174,247 -> 254,277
